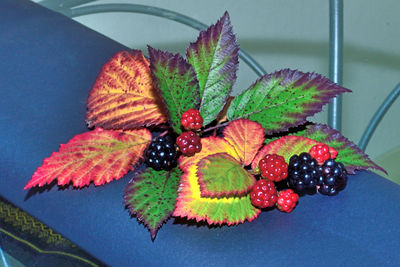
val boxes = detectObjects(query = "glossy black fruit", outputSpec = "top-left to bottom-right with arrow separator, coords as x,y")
145,135 -> 177,171
317,159 -> 347,196
287,152 -> 322,192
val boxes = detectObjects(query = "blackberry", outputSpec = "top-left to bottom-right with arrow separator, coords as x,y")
287,152 -> 322,192
145,135 -> 177,171
317,159 -> 347,196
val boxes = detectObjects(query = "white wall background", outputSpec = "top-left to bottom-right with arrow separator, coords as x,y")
39,0 -> 400,161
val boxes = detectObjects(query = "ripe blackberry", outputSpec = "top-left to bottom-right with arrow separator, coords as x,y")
176,131 -> 202,156
277,189 -> 299,213
287,152 -> 322,192
250,179 -> 278,209
181,109 -> 203,130
145,135 -> 177,171
317,159 -> 347,196
259,154 -> 288,182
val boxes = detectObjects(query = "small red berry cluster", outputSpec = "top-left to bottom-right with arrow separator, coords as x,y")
181,109 -> 203,131
176,109 -> 203,157
250,153 -> 297,213
250,144 -> 338,213
309,143 -> 337,164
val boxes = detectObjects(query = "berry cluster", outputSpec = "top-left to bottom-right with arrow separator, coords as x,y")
176,131 -> 202,156
176,109 -> 204,157
277,189 -> 299,213
250,144 -> 347,212
287,152 -> 320,192
145,136 -> 177,171
250,154 -> 298,212
181,109 -> 203,131
286,150 -> 347,196
250,179 -> 277,208
145,109 -> 204,170
259,154 -> 288,182
317,159 -> 347,196
309,144 -> 337,164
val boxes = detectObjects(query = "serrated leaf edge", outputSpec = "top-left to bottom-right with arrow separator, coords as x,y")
227,69 -> 352,135
148,46 -> 200,134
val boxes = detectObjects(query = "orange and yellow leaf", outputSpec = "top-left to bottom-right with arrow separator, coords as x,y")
223,119 -> 265,166
86,50 -> 167,129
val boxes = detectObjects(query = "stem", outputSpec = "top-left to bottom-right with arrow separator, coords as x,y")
202,121 -> 230,133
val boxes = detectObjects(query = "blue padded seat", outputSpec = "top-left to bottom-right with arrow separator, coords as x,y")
1,1 -> 400,265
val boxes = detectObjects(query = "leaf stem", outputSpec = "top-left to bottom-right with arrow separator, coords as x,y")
202,121 -> 230,133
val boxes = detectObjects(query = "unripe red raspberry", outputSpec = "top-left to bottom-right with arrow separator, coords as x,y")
259,154 -> 288,182
250,179 -> 278,209
277,189 -> 299,213
181,109 -> 203,130
176,131 -> 202,156
309,144 -> 337,164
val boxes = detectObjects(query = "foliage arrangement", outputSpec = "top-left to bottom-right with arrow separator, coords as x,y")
25,12 -> 385,241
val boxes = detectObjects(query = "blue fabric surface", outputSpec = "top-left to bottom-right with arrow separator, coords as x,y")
1,0 -> 400,266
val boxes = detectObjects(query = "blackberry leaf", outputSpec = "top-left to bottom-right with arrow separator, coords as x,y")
227,69 -> 351,134
295,124 -> 386,174
148,47 -> 200,134
187,12 -> 239,126
124,168 -> 182,241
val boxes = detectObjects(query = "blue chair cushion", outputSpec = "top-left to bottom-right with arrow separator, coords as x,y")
1,1 -> 400,265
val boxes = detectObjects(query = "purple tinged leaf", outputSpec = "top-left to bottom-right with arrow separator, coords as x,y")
296,123 -> 386,174
227,69 -> 352,135
187,12 -> 239,126
148,46 -> 200,134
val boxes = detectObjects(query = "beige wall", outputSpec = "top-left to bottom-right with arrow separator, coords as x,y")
45,0 -> 400,160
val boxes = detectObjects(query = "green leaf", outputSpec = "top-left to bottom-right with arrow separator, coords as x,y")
187,12 -> 239,126
124,168 -> 182,240
227,69 -> 351,135
295,124 -> 386,174
148,47 -> 200,134
197,153 -> 256,198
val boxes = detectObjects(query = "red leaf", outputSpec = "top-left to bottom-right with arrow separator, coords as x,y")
223,119 -> 265,166
86,50 -> 167,129
25,128 -> 151,189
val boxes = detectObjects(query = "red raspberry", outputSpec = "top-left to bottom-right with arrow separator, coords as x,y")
250,179 -> 278,209
259,154 -> 288,182
309,144 -> 337,164
181,109 -> 203,130
277,189 -> 299,213
176,131 -> 202,156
